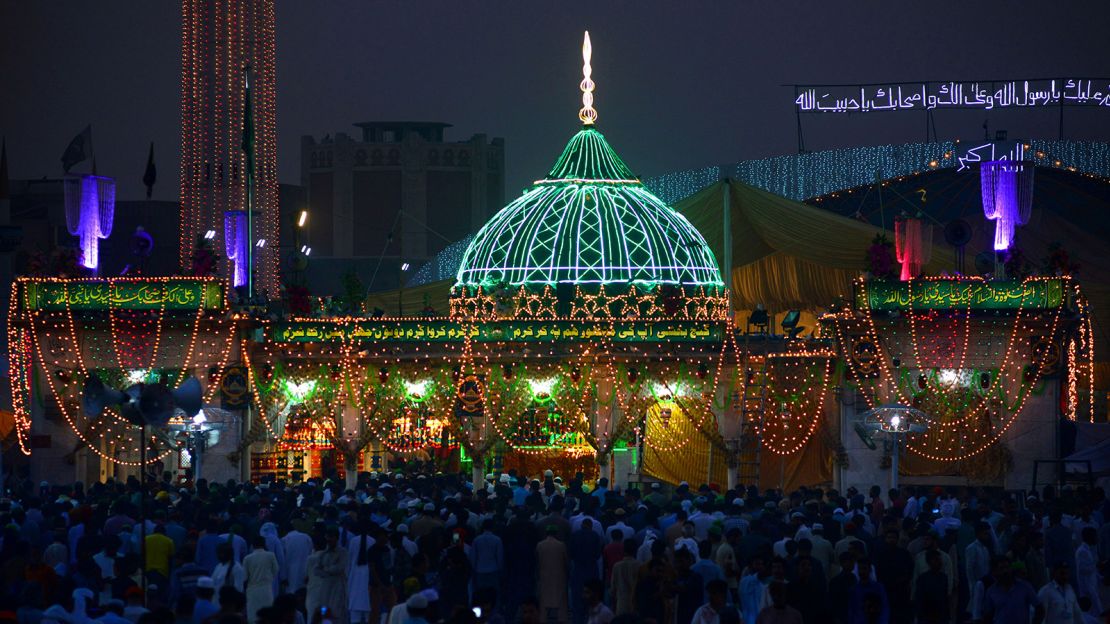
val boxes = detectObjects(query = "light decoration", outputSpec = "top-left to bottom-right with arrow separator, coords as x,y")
1066,284 -> 1097,422
643,139 -> 1109,205
7,277 -> 234,465
407,235 -> 474,287
281,379 -> 317,404
6,283 -> 33,455
578,31 -> 596,126
180,0 -> 279,295
830,276 -> 1071,461
403,379 -> 429,401
224,210 -> 249,287
528,376 -> 558,400
63,175 -> 115,270
127,369 -> 152,385
454,32 -> 723,291
980,161 -> 1034,251
758,351 -> 835,455
894,216 -> 932,280
793,78 -> 1110,113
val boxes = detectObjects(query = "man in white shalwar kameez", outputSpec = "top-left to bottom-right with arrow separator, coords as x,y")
281,524 -> 313,594
346,527 -> 375,624
243,536 -> 279,624
1075,527 -> 1103,617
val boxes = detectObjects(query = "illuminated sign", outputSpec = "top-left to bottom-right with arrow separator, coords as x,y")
858,279 -> 1066,311
795,79 -> 1110,114
271,320 -> 723,343
955,142 -> 1028,172
21,279 -> 224,311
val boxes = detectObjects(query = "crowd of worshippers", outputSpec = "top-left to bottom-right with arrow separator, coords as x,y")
0,467 -> 1108,624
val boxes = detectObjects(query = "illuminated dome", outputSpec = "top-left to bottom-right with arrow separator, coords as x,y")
454,32 -> 721,292
455,122 -> 723,289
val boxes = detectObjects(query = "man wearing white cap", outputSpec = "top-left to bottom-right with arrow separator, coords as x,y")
401,593 -> 429,624
388,588 -> 436,624
809,523 -> 836,578
192,577 -> 219,624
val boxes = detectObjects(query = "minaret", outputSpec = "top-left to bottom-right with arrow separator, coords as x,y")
179,0 -> 279,295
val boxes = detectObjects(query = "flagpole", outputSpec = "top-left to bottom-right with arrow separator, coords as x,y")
243,65 -> 254,299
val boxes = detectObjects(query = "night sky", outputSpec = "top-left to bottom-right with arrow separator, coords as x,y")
2,1 -> 1109,202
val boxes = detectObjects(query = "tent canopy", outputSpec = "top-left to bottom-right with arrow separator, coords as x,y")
674,179 -> 954,311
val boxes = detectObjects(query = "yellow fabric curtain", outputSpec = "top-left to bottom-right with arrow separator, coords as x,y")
731,253 -> 860,311
641,403 -> 729,487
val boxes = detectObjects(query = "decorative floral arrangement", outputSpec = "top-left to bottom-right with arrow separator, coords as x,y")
1042,242 -> 1079,276
865,234 -> 897,279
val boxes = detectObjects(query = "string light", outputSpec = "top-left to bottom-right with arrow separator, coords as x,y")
758,352 -> 835,456
10,277 -> 231,466
180,0 -> 279,294
644,139 -> 1110,205
832,276 -> 1070,461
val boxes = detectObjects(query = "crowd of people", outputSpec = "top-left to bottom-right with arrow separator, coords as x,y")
0,466 -> 1108,624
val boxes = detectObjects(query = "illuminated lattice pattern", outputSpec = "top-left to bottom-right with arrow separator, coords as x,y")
456,128 -> 723,288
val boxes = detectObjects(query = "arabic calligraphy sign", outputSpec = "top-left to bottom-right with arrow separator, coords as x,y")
21,279 -> 224,311
794,79 -> 1110,114
857,279 -> 1065,312
271,320 -> 724,343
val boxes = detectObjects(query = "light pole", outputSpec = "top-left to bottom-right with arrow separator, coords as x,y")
859,404 -> 928,491
191,411 -> 209,482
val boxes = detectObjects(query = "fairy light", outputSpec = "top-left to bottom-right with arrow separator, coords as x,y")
180,0 -> 279,294
645,139 -> 1110,205
834,276 -> 1070,461
7,282 -> 33,455
758,352 -> 835,456
11,277 -> 230,466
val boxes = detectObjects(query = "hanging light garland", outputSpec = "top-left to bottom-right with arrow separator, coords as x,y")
759,352 -> 835,455
831,276 -> 1078,461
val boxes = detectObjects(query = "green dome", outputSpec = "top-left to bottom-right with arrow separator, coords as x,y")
455,127 -> 724,289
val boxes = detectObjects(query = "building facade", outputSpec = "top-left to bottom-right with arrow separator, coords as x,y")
299,122 -> 504,288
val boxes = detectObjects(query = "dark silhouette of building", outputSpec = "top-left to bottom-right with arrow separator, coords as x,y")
299,121 -> 503,291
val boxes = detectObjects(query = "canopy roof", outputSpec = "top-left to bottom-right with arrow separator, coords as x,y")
454,127 -> 723,289
675,179 -> 954,310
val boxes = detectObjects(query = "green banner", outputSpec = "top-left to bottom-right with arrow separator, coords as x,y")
858,279 -> 1065,311
22,279 -> 224,311
271,320 -> 723,343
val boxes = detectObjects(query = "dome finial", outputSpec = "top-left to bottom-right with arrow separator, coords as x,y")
579,31 -> 597,125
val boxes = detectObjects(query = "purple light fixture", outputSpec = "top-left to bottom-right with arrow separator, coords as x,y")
980,161 -> 1034,251
224,210 -> 249,287
63,175 -> 115,270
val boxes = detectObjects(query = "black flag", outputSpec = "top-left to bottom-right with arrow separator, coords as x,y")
143,142 -> 157,199
61,125 -> 93,173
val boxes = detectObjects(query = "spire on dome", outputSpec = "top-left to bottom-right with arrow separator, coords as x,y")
579,31 -> 597,125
